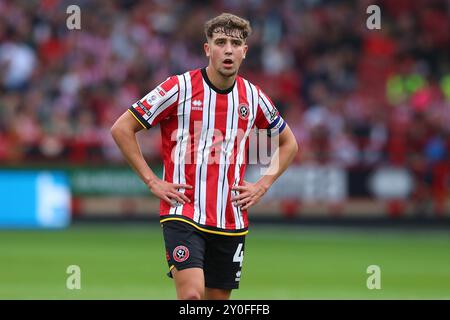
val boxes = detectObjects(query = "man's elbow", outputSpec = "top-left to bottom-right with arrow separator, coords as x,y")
291,139 -> 299,158
110,121 -> 123,141
110,122 -> 117,136
288,134 -> 298,154
293,140 -> 299,154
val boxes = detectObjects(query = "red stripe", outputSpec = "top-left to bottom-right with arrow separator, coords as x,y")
240,137 -> 250,226
160,99 -> 179,214
205,92 -> 227,227
225,97 -> 239,230
153,96 -> 177,125
150,76 -> 179,126
133,104 -> 146,117
160,76 -> 178,92
254,86 -> 266,129
158,76 -> 180,214
237,77 -> 251,227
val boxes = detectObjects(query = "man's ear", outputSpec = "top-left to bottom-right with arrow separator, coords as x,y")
204,42 -> 210,57
243,44 -> 248,59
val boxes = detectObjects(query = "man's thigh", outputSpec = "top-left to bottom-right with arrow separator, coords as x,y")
204,233 -> 246,290
162,220 -> 206,276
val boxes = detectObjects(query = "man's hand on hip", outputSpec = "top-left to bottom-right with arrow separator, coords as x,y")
147,178 -> 192,207
231,180 -> 268,210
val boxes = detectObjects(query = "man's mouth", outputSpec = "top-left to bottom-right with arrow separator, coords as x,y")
223,59 -> 233,67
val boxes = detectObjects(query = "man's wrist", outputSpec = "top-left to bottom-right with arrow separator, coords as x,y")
145,176 -> 158,188
256,178 -> 272,193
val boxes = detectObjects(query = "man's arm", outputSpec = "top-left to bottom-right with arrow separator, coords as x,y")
231,124 -> 298,210
111,111 -> 192,206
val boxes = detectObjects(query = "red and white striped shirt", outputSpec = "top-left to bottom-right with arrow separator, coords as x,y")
128,68 -> 286,235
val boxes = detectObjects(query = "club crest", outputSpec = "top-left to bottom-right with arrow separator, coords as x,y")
239,103 -> 249,120
173,245 -> 190,262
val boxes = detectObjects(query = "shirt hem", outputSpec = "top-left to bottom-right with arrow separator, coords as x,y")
160,215 -> 248,236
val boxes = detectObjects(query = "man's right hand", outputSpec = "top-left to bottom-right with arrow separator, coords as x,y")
147,178 -> 193,207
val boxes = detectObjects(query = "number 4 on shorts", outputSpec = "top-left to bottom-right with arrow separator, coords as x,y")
233,243 -> 244,267
234,243 -> 244,282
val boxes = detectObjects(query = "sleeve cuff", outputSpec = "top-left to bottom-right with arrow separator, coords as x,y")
127,108 -> 151,129
267,116 -> 286,137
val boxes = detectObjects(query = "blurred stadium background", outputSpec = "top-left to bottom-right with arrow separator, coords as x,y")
0,0 -> 449,299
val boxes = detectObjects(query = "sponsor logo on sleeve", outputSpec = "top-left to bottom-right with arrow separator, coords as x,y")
157,86 -> 166,97
145,86 -> 167,105
137,101 -> 153,117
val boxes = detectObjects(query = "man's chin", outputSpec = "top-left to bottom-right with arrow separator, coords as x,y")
218,68 -> 237,77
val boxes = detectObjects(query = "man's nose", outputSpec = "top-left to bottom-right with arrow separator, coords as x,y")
224,42 -> 232,54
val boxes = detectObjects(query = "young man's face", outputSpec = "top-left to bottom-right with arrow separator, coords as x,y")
204,29 -> 248,78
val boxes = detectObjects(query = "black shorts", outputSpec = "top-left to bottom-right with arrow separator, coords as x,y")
161,220 -> 246,290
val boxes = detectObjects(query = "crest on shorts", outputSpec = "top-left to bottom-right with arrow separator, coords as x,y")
238,103 -> 249,120
173,245 -> 190,262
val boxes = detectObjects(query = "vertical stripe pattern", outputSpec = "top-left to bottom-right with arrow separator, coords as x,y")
194,80 -> 216,224
170,72 -> 192,215
148,69 -> 285,233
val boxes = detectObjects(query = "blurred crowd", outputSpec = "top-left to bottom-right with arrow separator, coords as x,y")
0,0 -> 449,206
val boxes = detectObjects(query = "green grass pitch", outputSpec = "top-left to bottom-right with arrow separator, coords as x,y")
1,223 -> 449,299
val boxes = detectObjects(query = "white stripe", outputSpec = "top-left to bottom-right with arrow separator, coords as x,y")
200,87 -> 216,225
247,81 -> 259,129
181,72 -> 192,207
170,72 -> 192,215
193,86 -> 207,222
233,80 -> 257,228
194,81 -> 216,224
169,76 -> 185,214
216,89 -> 238,229
230,85 -> 243,229
259,90 -> 277,123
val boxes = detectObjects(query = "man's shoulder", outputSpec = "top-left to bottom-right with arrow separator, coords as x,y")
237,74 -> 260,92
158,69 -> 201,91
170,68 -> 202,79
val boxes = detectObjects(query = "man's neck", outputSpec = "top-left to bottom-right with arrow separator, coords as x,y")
205,66 -> 236,91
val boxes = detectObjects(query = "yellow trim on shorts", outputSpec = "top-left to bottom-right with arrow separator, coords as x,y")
127,109 -> 148,129
169,265 -> 175,272
160,217 -> 248,236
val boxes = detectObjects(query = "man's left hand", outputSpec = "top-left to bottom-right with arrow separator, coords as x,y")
231,180 -> 268,210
